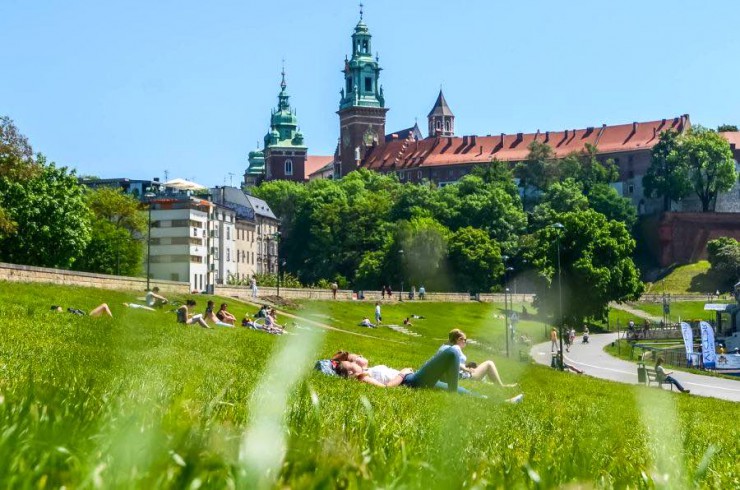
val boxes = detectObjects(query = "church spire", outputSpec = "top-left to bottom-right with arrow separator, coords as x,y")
428,89 -> 455,137
340,6 -> 384,111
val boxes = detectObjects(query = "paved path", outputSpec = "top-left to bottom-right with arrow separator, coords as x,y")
609,302 -> 662,322
530,333 -> 740,402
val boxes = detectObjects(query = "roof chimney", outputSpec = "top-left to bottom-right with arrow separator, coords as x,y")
545,131 -> 550,143
471,135 -> 476,146
565,129 -> 569,139
632,122 -> 638,133
500,133 -> 505,146
516,132 -> 523,141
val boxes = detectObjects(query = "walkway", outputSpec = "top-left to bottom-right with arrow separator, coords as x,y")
609,302 -> 662,322
530,333 -> 740,402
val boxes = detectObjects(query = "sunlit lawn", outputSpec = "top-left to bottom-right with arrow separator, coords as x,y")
0,282 -> 738,488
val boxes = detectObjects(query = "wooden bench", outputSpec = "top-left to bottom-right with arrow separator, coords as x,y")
644,366 -> 674,390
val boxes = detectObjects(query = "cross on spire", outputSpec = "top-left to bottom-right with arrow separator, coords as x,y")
359,2 -> 364,20
280,58 -> 286,89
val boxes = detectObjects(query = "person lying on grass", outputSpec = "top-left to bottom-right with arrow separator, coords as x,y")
331,349 -> 524,402
358,317 -> 376,328
440,329 -> 517,387
51,304 -> 113,318
204,300 -> 234,327
123,303 -> 155,311
176,299 -> 210,328
265,308 -> 285,332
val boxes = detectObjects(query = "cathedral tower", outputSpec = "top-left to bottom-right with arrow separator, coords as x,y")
337,7 -> 388,177
427,89 -> 455,137
263,68 -> 308,181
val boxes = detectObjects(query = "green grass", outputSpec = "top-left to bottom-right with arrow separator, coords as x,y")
645,261 -> 722,294
1,282 -> 739,488
625,301 -> 730,324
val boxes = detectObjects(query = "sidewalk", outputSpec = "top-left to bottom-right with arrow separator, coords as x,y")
530,333 -> 740,402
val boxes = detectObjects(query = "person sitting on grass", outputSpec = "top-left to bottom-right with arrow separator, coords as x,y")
241,314 -> 255,328
403,317 -> 413,327
655,357 -> 690,393
216,303 -> 237,326
265,308 -> 285,332
331,349 -> 524,403
204,300 -> 234,327
176,299 -> 210,328
439,329 -> 517,387
52,304 -> 113,317
146,287 -> 169,307
359,317 -> 376,328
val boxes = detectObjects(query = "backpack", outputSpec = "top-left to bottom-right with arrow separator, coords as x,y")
314,360 -> 337,377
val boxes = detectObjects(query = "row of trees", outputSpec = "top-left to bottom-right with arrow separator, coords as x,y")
254,149 -> 642,325
0,117 -> 145,275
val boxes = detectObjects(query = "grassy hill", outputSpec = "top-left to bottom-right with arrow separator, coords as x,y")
0,282 -> 737,488
645,261 -> 726,295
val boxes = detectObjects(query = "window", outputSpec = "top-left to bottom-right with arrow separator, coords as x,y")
226,227 -> 230,240
445,120 -> 450,131
362,40 -> 368,53
418,170 -> 422,180
628,184 -> 634,195
226,249 -> 230,262
285,159 -> 293,175
346,78 -> 353,93
365,77 -> 372,92
437,121 -> 442,129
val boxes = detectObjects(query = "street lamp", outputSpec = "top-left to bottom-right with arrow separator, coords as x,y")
144,191 -> 156,291
273,231 -> 281,297
552,222 -> 565,370
398,249 -> 404,301
501,255 -> 509,356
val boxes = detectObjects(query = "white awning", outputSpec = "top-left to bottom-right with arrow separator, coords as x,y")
164,178 -> 207,191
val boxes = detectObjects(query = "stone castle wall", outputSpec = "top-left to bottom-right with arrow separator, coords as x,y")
657,212 -> 740,266
0,262 -> 190,294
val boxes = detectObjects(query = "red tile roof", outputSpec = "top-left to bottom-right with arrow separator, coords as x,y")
362,115 -> 690,171
304,155 -> 334,179
720,131 -> 740,150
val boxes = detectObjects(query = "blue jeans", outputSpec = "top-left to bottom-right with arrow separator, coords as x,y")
402,349 -> 459,393
665,375 -> 687,392
434,381 -> 482,397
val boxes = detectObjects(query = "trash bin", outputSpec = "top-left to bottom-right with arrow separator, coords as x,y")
637,362 -> 646,384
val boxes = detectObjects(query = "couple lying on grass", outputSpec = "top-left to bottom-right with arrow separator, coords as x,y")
327,329 -> 522,402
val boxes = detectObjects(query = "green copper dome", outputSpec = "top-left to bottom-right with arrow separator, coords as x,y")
262,68 -> 307,150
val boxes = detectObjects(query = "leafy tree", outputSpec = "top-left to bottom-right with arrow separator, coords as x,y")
524,209 -> 643,325
675,127 -> 737,212
561,144 -> 619,193
717,124 -> 738,132
470,159 -> 519,199
587,183 -> 637,229
0,158 -> 91,268
0,117 -> 40,235
396,217 -> 450,291
643,130 -> 691,212
437,174 -> 526,252
514,141 -> 559,207
448,227 -> 503,292
73,188 -> 146,276
706,237 -> 740,290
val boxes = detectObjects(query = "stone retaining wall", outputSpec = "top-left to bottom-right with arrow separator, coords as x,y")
0,262 -> 190,294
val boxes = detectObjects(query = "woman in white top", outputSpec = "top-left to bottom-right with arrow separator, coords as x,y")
439,329 -> 517,387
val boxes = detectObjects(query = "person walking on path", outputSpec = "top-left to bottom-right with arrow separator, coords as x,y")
375,302 -> 382,325
550,327 -> 558,352
381,286 -> 386,299
418,285 -> 425,300
331,281 -> 338,300
250,275 -> 258,298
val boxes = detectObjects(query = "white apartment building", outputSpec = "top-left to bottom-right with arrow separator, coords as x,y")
148,196 -> 211,292
212,204 -> 237,285
246,194 -> 280,274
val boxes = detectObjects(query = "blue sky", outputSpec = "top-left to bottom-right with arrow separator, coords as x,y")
2,0 -> 739,187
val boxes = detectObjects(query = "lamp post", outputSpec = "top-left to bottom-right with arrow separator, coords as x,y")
273,231 -> 281,297
505,265 -> 514,357
552,222 -> 565,370
502,255 -> 509,357
398,249 -> 404,301
144,191 -> 156,291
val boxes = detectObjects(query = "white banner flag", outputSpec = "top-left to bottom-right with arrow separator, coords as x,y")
680,322 -> 693,364
699,321 -> 716,369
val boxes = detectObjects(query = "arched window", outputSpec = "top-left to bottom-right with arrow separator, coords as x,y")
362,40 -> 369,53
436,120 -> 442,130
445,120 -> 450,132
284,159 -> 293,175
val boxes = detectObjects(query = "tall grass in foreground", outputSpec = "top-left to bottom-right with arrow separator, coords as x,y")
0,282 -> 738,488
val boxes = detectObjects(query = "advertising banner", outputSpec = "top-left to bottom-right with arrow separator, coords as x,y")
699,321 -> 716,369
680,322 -> 693,364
